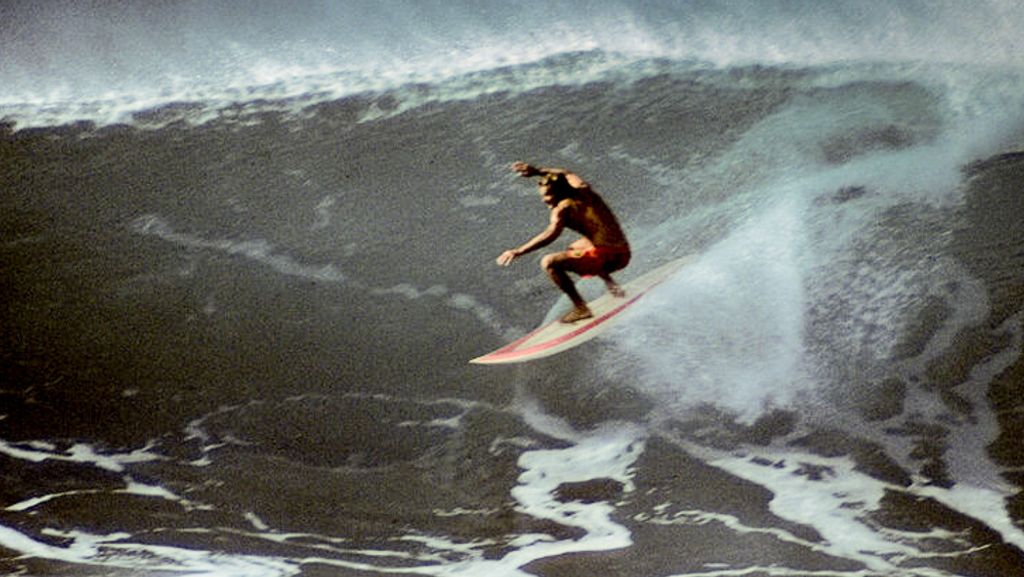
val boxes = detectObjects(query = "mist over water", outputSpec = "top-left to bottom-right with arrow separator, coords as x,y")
605,63 -> 1021,424
3,0 -> 1024,127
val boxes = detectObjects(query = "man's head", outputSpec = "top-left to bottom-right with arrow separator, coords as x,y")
538,173 -> 571,206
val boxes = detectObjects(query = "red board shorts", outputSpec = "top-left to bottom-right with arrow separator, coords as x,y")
567,245 -> 631,277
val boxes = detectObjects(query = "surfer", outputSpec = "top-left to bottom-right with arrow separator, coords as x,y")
497,161 -> 631,323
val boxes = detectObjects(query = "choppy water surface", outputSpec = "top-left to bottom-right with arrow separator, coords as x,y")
2,2 -> 1024,575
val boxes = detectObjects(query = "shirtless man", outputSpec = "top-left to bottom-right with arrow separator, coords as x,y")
497,161 -> 631,323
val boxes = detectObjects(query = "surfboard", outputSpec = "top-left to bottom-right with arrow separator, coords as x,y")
470,255 -> 695,364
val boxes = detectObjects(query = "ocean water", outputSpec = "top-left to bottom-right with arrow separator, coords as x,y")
2,2 -> 1024,576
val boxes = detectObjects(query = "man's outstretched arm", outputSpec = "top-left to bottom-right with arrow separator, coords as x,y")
511,161 -> 590,191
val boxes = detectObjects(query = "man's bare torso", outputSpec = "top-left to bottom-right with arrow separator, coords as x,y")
558,191 -> 629,249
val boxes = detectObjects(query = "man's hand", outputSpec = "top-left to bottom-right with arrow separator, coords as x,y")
511,161 -> 538,177
497,249 -> 519,266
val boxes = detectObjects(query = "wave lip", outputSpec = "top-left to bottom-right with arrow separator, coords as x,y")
0,49 -> 673,131
5,1 -> 1024,131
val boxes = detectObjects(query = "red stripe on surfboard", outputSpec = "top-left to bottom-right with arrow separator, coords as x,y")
477,280 -> 663,362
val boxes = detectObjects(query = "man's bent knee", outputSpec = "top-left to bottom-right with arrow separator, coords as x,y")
540,253 -> 562,272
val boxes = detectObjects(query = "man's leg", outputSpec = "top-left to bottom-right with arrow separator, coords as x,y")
541,252 -> 593,323
599,273 -> 625,298
598,251 -> 630,298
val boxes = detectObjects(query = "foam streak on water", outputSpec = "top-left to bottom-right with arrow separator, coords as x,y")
708,448 -> 1019,576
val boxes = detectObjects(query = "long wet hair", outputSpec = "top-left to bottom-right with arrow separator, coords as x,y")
539,172 -> 574,200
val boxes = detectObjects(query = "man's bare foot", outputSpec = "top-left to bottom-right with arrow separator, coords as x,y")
600,275 -> 626,298
560,306 -> 594,324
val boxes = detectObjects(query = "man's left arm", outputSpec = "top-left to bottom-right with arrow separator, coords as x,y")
497,203 -> 567,266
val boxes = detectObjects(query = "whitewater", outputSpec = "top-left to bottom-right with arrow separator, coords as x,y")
2,1 -> 1024,576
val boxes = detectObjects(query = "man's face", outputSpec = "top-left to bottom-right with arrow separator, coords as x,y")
539,184 -> 557,206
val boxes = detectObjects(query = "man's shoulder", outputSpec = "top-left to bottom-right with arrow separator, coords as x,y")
555,198 -> 586,213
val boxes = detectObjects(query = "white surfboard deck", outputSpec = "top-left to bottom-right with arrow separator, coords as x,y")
470,255 -> 695,365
